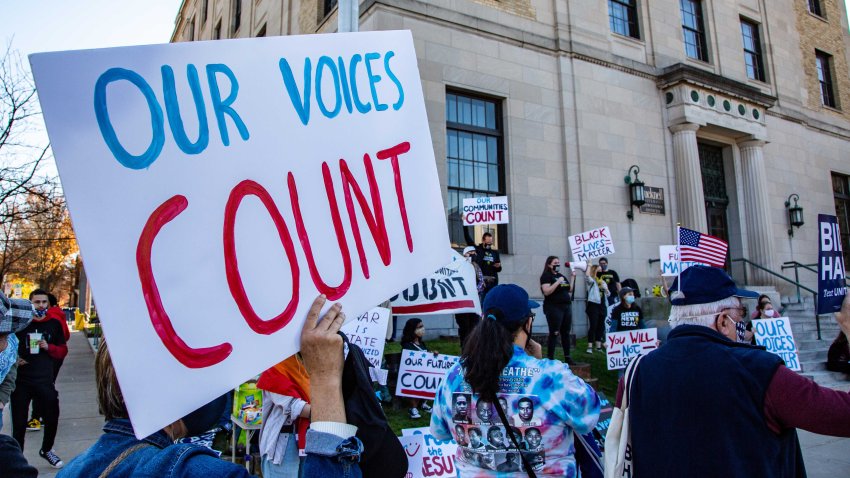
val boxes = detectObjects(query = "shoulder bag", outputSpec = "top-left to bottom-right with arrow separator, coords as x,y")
603,354 -> 644,478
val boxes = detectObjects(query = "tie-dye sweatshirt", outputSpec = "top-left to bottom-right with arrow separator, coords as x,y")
430,345 -> 600,477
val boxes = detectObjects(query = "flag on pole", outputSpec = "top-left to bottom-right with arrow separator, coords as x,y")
678,227 -> 728,268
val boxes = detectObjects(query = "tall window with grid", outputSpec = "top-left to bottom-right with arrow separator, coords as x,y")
232,0 -> 242,34
609,0 -> 640,39
817,51 -> 838,108
681,0 -> 708,61
445,92 -> 505,250
832,173 -> 850,267
741,19 -> 765,82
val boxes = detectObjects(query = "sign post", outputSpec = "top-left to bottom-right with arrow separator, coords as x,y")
817,214 -> 847,315
31,31 -> 448,438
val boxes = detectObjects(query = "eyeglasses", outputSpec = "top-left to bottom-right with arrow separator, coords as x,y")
721,306 -> 747,317
416,325 -> 425,329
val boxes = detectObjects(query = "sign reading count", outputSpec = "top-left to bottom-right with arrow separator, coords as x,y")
30,31 -> 449,439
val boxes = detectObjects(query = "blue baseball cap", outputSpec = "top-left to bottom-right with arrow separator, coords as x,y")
482,284 -> 540,325
669,265 -> 759,305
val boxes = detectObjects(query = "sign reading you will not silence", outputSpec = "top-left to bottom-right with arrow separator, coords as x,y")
606,328 -> 658,370
30,31 -> 449,438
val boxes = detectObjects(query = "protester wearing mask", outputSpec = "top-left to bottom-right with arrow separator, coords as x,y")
475,232 -> 502,297
455,246 -> 485,347
595,257 -> 621,307
609,288 -> 645,333
0,291 -> 34,434
401,318 -> 434,419
431,284 -> 600,477
751,294 -> 772,319
584,264 -> 608,354
540,256 -> 576,363
617,266 -> 850,477
12,288 -> 68,468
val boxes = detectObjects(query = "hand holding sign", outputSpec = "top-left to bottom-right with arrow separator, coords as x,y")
834,292 -> 850,338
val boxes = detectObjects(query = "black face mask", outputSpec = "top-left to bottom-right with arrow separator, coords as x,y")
552,265 -> 560,273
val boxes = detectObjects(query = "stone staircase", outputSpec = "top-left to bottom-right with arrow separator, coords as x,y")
781,300 -> 850,392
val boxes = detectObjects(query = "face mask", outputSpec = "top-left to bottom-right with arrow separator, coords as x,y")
483,243 -> 492,249
415,327 -> 425,337
625,296 -> 635,305
734,319 -> 748,343
552,265 -> 560,273
763,309 -> 775,318
600,265 -> 608,271
465,255 -> 473,263
34,309 -> 46,318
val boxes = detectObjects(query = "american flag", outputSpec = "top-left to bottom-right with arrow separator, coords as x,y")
679,227 -> 728,268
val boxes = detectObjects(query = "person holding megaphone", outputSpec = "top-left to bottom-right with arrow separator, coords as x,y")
540,256 -> 576,364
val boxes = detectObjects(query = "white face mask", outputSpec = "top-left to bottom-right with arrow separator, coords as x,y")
763,309 -> 775,318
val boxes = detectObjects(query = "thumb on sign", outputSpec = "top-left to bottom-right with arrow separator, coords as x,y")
835,290 -> 850,338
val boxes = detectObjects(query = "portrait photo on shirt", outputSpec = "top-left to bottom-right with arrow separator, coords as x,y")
495,451 -> 523,472
511,395 -> 542,426
521,450 -> 546,471
452,392 -> 472,423
523,427 -> 543,451
454,424 -> 469,446
473,398 -> 494,425
485,425 -> 508,450
466,426 -> 486,449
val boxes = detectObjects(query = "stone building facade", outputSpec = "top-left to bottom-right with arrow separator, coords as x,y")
170,0 -> 850,312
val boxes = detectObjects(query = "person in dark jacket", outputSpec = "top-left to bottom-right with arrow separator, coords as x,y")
475,232 -> 502,297
608,287 -> 645,333
400,318 -> 434,419
617,265 -> 850,478
827,331 -> 850,374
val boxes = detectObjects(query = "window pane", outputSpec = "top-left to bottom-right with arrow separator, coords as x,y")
475,163 -> 489,190
460,97 -> 472,124
447,130 -> 458,158
446,95 -> 457,123
460,160 -> 474,189
485,102 -> 496,129
487,136 -> 498,164
473,100 -> 486,128
474,134 -> 487,163
488,165 -> 499,192
460,132 -> 473,160
447,159 -> 459,187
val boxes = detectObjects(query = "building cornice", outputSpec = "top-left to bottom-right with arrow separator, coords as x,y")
656,64 -> 777,109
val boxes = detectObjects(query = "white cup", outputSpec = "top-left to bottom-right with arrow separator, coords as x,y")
28,333 -> 42,354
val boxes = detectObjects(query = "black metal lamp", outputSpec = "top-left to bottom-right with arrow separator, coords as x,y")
785,193 -> 804,237
624,165 -> 645,220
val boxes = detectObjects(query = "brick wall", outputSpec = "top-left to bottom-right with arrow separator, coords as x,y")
794,0 -> 850,115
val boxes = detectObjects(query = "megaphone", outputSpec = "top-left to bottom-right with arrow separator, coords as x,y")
569,261 -> 588,272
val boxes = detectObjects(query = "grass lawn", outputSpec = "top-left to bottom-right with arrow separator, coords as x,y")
382,336 -> 617,435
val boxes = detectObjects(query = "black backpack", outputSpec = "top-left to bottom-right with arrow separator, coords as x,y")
340,333 -> 407,478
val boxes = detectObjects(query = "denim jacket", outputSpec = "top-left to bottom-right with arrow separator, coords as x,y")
58,419 -> 249,478
302,429 -> 364,478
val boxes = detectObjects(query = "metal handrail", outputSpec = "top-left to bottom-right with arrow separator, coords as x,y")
782,260 -> 850,286
733,258 -> 821,340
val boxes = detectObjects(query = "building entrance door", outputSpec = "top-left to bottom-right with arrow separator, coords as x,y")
698,143 -> 730,267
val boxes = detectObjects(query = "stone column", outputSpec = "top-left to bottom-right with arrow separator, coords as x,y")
670,123 -> 708,232
739,140 -> 776,284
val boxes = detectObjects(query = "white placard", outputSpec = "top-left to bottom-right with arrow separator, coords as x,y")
569,226 -> 615,262
462,196 -> 509,226
391,250 -> 481,316
658,245 -> 707,277
396,350 -> 459,399
606,328 -> 658,370
402,427 -> 458,478
341,307 -> 390,369
30,31 -> 449,438
753,317 -> 801,371
400,434 -> 426,478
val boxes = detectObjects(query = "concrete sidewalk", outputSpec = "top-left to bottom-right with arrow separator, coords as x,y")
2,330 -> 849,476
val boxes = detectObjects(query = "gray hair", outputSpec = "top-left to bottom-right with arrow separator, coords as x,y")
668,296 -> 741,329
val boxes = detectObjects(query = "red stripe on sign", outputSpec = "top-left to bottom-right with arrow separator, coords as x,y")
392,300 -> 476,314
400,389 -> 436,399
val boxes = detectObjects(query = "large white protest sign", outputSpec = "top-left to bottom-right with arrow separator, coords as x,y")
396,350 -> 459,399
30,31 -> 448,438
391,250 -> 481,316
341,307 -> 390,369
753,317 -> 801,371
569,226 -> 615,262
658,245 -> 707,277
402,427 -> 458,478
462,196 -> 509,226
606,328 -> 658,370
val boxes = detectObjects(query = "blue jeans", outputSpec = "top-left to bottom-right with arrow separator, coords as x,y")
262,433 -> 302,478
302,430 -> 363,478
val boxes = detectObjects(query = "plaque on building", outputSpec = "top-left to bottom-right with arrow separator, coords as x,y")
640,187 -> 665,215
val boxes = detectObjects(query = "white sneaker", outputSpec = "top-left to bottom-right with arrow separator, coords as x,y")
409,408 -> 422,419
39,449 -> 64,468
421,403 -> 432,413
586,348 -> 593,354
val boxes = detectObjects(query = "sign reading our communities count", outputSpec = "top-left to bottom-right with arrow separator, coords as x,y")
30,31 -> 449,438
462,196 -> 509,226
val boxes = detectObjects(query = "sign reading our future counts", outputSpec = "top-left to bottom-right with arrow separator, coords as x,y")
817,214 -> 847,315
30,31 -> 449,438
